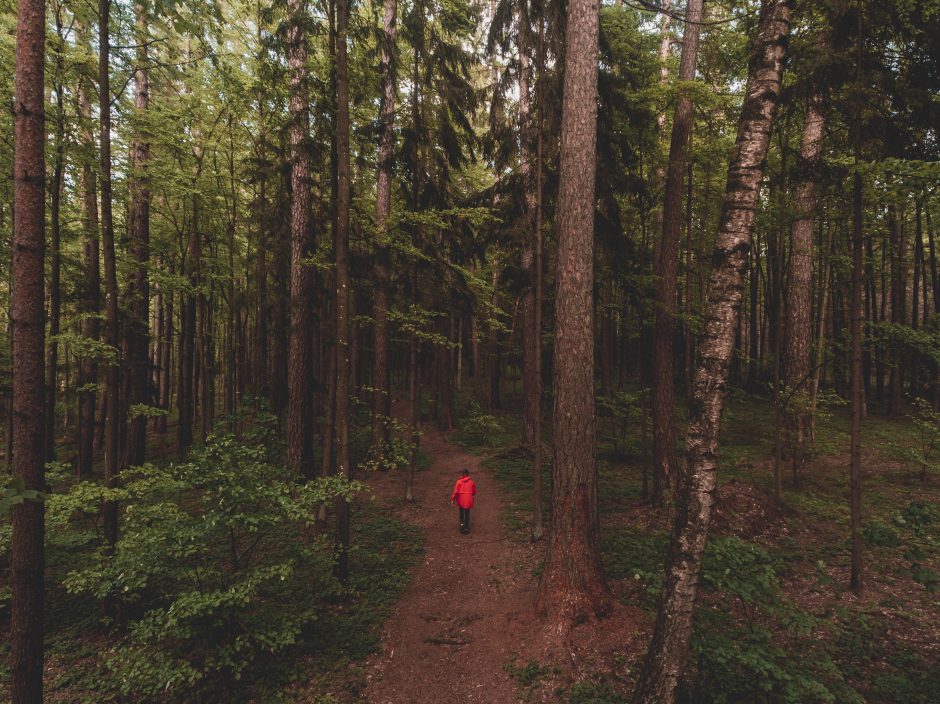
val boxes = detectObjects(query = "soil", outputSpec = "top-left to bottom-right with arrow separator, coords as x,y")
361,426 -> 541,704
360,424 -> 649,704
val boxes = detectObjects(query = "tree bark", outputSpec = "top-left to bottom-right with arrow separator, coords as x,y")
651,0 -> 703,504
782,84 -> 825,484
76,21 -> 100,479
849,4 -> 864,593
632,3 -> 793,701
536,0 -> 609,627
531,11 -> 546,542
99,0 -> 122,551
518,0 -> 539,449
124,0 -> 152,468
285,0 -> 316,479
10,0 -> 46,697
372,0 -> 397,450
334,0 -> 353,584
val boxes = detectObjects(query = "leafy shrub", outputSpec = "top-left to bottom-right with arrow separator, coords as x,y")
862,523 -> 902,548
685,537 -> 863,704
458,400 -> 503,446
58,435 -> 362,702
359,418 -> 418,472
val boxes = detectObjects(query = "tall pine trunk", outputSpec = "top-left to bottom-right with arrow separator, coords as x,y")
285,0 -> 315,479
99,0 -> 122,551
518,0 -> 538,449
782,84 -> 825,489
334,0 -> 354,583
651,0 -> 703,503
76,21 -> 100,478
10,0 -> 46,697
536,0 -> 609,627
633,3 -> 793,701
124,0 -> 151,468
372,0 -> 397,450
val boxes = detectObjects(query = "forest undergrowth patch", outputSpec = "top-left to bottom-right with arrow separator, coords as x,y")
477,388 -> 940,704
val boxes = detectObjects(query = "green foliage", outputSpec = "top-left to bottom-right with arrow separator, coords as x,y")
600,529 -> 668,604
906,398 -> 940,480
569,681 -> 623,704
457,399 -> 503,447
358,418 -> 418,473
503,659 -> 549,687
684,537 -> 863,703
862,523 -> 902,547
0,477 -> 44,516
58,435 -> 362,701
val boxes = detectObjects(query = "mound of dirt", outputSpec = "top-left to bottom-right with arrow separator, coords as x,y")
712,480 -> 790,540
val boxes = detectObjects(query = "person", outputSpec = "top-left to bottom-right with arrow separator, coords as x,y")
450,468 -> 477,534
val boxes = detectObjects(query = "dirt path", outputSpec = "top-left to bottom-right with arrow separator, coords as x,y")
362,426 -> 542,704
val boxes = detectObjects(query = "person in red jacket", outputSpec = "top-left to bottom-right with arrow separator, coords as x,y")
450,468 -> 477,534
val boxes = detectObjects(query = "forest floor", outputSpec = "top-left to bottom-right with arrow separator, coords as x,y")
356,424 -> 646,704
347,391 -> 940,704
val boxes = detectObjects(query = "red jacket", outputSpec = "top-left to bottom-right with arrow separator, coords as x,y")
451,476 -> 477,509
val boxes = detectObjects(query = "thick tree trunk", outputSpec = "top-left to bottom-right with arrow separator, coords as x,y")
651,0 -> 703,504
76,32 -> 100,479
124,2 -> 151,468
782,85 -> 825,484
334,0 -> 353,584
285,0 -> 315,479
10,0 -> 46,698
632,3 -> 793,701
518,0 -> 538,449
99,0 -> 122,551
372,0 -> 397,450
536,0 -> 609,627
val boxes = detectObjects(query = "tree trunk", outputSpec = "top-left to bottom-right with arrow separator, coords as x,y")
518,0 -> 538,449
334,0 -> 353,584
372,0 -> 397,450
99,0 -> 122,552
632,3 -> 793,701
285,0 -> 315,479
76,24 -> 100,478
782,84 -> 825,484
651,0 -> 703,504
10,0 -> 46,697
849,5 -> 864,593
888,203 -> 908,414
45,46 -> 65,464
536,0 -> 609,627
124,0 -> 151,468
531,11 -> 546,542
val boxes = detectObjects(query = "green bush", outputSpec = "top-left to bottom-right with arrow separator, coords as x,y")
57,435 -> 362,702
685,537 -> 863,704
457,400 -> 503,446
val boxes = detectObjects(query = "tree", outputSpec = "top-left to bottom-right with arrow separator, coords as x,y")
10,0 -> 46,699
633,2 -> 794,701
372,0 -> 398,452
334,0 -> 353,583
536,0 -> 609,627
99,0 -> 122,552
651,0 -> 703,504
782,76 -> 825,491
124,0 -> 153,468
285,0 -> 315,479
76,18 -> 100,481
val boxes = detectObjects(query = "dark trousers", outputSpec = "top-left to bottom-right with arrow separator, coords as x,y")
458,507 -> 471,533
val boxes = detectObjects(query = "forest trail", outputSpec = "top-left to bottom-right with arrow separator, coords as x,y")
362,426 -> 541,704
